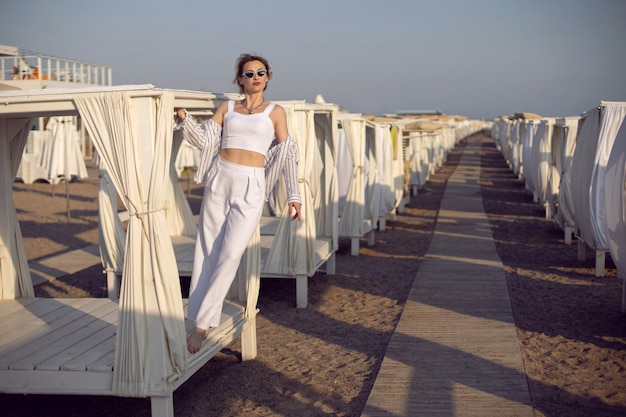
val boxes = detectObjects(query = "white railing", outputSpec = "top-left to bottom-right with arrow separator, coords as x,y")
0,54 -> 112,86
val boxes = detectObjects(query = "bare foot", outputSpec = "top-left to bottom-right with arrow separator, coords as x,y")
187,327 -> 208,354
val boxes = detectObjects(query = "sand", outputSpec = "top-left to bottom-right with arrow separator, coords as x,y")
2,133 -> 625,417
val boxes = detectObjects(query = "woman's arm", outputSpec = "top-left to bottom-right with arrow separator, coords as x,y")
282,140 -> 302,222
174,101 -> 227,150
267,104 -> 301,219
174,101 -> 227,183
271,104 -> 290,143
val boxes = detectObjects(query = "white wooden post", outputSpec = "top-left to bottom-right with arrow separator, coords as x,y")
296,275 -> 307,308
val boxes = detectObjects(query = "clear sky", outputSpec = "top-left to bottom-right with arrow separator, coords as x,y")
1,0 -> 625,119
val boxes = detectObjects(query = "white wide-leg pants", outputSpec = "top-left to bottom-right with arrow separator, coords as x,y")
187,157 -> 265,330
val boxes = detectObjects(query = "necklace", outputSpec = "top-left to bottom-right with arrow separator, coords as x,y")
241,99 -> 265,114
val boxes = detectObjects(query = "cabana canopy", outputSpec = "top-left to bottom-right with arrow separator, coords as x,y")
336,114 -> 371,254
553,116 -> 580,242
605,120 -> 626,311
0,85 -> 257,415
570,102 -> 626,252
262,100 -> 339,307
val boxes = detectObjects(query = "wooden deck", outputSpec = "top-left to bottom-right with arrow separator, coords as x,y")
362,137 -> 534,416
0,297 -> 248,398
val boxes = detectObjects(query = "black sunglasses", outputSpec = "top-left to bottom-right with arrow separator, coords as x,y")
241,69 -> 267,79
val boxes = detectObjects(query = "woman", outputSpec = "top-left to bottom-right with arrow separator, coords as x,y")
175,53 -> 302,354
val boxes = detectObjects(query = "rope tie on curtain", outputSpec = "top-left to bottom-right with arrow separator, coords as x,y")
298,177 -> 314,200
128,207 -> 166,219
352,165 -> 364,178
126,199 -> 166,221
126,202 -> 168,239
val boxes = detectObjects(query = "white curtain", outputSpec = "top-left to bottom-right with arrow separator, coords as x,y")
572,104 -> 626,250
555,117 -> 580,229
512,121 -> 522,176
547,121 -> 563,216
589,104 -> 626,249
390,124 -> 405,210
313,112 -> 338,242
338,117 -> 365,238
364,125 -> 381,224
74,92 -> 187,397
497,120 -> 510,171
571,108 -> 600,247
604,121 -> 626,283
516,121 -> 524,178
522,121 -> 538,193
375,123 -> 395,216
417,133 -> 430,185
409,133 -> 421,186
0,118 -> 35,299
532,119 -> 555,207
404,132 -> 418,188
166,130 -> 197,238
503,121 -> 511,169
97,126 -> 197,279
336,128 -> 351,217
264,108 -> 317,276
98,169 -> 126,275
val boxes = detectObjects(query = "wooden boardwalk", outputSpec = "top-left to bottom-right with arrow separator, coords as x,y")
362,136 -> 534,417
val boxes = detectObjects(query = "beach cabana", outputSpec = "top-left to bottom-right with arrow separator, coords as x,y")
502,117 -> 520,177
453,116 -> 487,142
604,120 -> 626,311
392,121 -> 414,213
370,120 -> 396,230
360,116 -> 406,231
106,96 -> 339,310
509,118 -> 523,178
521,119 -> 540,198
261,100 -> 339,308
0,85 -> 259,416
491,117 -> 510,169
403,120 -> 444,195
372,117 -> 411,219
529,117 -> 556,217
570,101 -> 626,276
336,113 -> 380,256
511,117 -> 529,180
552,116 -> 580,244
515,112 -> 542,182
434,120 -> 457,166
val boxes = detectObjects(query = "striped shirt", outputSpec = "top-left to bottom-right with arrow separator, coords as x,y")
174,113 -> 302,205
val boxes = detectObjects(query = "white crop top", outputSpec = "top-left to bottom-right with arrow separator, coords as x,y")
221,100 -> 276,157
